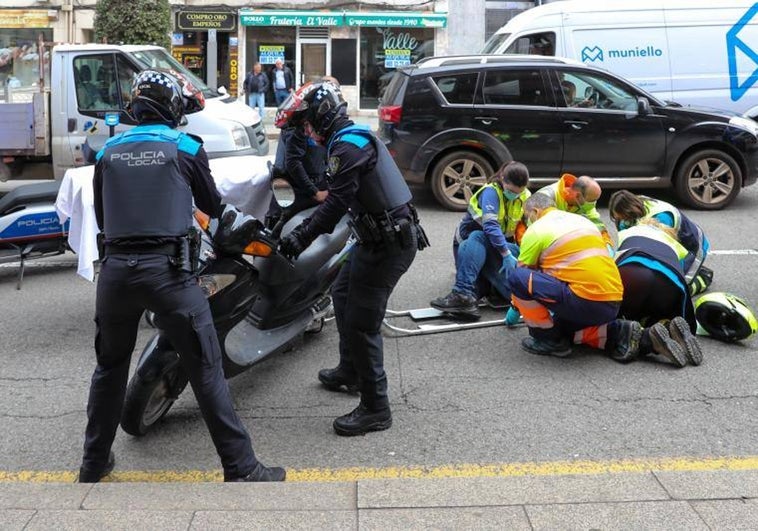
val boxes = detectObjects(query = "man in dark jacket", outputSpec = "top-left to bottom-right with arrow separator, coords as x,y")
271,59 -> 294,105
243,62 -> 269,119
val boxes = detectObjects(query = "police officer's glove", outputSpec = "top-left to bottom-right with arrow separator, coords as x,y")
499,252 -> 518,276
279,227 -> 308,260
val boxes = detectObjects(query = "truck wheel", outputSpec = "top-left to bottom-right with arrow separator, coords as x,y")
120,365 -> 187,436
675,149 -> 741,210
431,151 -> 494,211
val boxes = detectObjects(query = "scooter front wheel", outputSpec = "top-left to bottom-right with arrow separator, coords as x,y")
120,364 -> 187,436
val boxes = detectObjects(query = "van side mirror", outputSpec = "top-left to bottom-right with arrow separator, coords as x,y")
217,86 -> 228,95
637,96 -> 651,116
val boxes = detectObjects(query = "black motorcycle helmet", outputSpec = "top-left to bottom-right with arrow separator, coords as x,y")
129,70 -> 184,127
301,81 -> 347,136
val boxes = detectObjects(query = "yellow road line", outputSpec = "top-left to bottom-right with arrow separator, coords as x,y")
3,455 -> 758,483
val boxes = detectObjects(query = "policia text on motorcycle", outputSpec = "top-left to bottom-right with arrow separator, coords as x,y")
278,81 -> 429,436
77,70 -> 285,483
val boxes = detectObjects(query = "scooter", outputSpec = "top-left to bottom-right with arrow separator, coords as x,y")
119,197 -> 354,436
0,182 -> 69,289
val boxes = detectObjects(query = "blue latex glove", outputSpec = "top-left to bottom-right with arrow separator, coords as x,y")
504,306 -> 521,326
499,253 -> 518,275
606,243 -> 615,258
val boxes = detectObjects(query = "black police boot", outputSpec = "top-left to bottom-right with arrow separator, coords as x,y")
333,403 -> 392,437
77,451 -> 115,483
225,462 -> 286,482
318,366 -> 359,393
430,291 -> 480,320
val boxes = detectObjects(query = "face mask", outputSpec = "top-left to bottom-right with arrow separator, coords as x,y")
617,220 -> 630,230
503,189 -> 520,201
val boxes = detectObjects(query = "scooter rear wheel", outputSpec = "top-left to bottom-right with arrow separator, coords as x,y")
121,366 -> 187,436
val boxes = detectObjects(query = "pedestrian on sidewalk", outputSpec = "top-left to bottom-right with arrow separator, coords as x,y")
270,59 -> 294,106
243,62 -> 269,119
77,70 -> 285,484
430,161 -> 530,320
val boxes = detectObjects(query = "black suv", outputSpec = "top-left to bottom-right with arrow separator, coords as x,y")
378,55 -> 758,210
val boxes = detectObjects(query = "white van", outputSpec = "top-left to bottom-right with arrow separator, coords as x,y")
482,0 -> 758,118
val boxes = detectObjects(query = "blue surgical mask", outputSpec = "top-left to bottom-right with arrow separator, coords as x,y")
503,189 -> 520,201
618,220 -> 630,230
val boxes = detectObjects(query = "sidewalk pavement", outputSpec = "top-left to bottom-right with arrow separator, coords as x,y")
259,106 -> 379,139
3,468 -> 758,530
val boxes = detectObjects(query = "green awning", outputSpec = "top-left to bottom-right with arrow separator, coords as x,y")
239,10 -> 447,28
240,11 -> 343,27
344,12 -> 447,28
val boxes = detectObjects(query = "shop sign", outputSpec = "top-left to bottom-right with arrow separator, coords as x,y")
344,12 -> 447,28
177,11 -> 236,32
259,45 -> 285,65
240,11 -> 342,27
384,49 -> 412,68
229,47 -> 239,95
0,9 -> 50,29
171,45 -> 202,63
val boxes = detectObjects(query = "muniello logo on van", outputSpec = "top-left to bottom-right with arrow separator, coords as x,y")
110,151 -> 167,167
581,45 -> 663,63
581,46 -> 603,62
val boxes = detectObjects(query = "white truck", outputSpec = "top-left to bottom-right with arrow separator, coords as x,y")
482,0 -> 758,119
0,43 -> 268,182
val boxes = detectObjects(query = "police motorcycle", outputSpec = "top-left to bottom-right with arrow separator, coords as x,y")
119,183 -> 354,436
0,181 -> 69,289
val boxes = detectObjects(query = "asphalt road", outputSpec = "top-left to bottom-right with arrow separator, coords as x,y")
1,182 -> 757,476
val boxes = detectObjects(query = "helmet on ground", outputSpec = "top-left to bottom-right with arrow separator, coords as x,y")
129,70 -> 184,126
694,292 -> 757,342
274,82 -> 316,129
300,81 -> 346,136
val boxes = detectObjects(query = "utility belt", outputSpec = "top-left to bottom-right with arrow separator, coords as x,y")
103,228 -> 201,273
348,204 -> 429,252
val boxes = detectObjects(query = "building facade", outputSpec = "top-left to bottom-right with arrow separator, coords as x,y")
1,1 -> 540,111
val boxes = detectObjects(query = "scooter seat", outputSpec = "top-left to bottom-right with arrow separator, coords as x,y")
0,181 -> 61,216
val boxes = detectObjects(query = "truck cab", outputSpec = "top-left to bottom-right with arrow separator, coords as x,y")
46,44 -> 267,179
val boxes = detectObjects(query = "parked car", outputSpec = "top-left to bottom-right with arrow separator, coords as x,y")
378,55 -> 758,211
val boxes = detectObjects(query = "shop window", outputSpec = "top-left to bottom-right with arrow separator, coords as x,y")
360,27 -> 434,109
482,69 -> 548,107
245,27 -> 296,107
432,73 -> 478,105
0,29 -> 53,99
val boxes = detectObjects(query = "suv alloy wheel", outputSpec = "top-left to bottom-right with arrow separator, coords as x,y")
431,151 -> 494,211
675,149 -> 742,210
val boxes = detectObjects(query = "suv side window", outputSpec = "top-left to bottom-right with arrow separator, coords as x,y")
432,73 -> 478,105
558,70 -> 638,111
505,32 -> 555,56
482,69 -> 548,107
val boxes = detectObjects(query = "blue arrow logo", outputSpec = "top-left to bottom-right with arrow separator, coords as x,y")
727,3 -> 758,102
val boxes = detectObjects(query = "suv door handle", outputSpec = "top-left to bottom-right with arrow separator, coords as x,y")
565,120 -> 588,130
475,116 -> 498,125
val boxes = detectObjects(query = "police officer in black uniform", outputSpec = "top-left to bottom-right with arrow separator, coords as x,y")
77,70 -> 285,483
279,82 -> 428,436
268,91 -> 329,232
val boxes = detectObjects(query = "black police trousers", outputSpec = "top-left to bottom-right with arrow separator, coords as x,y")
331,236 -> 417,410
82,253 -> 257,479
